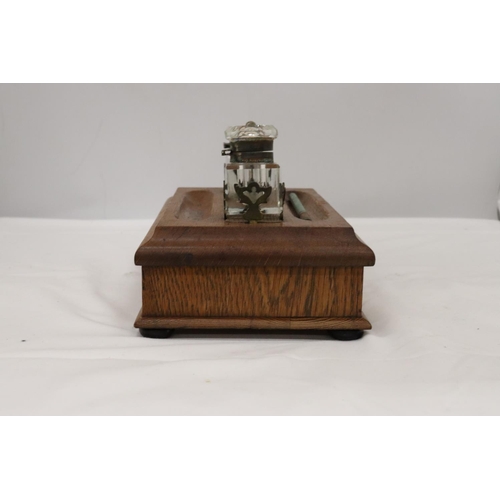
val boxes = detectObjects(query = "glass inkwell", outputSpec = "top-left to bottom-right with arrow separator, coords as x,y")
222,121 -> 285,222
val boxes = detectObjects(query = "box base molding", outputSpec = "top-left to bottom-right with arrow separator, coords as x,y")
134,309 -> 372,331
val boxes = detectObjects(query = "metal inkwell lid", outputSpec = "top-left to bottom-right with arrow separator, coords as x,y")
222,121 -> 278,163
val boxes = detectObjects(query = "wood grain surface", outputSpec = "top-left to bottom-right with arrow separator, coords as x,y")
142,266 -> 363,318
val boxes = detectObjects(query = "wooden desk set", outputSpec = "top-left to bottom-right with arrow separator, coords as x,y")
134,122 -> 375,340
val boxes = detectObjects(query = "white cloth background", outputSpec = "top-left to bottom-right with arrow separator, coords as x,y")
0,217 -> 499,415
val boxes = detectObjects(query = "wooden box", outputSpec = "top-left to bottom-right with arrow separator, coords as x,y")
134,188 -> 375,339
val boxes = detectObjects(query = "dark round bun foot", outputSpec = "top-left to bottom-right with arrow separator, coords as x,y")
139,328 -> 175,339
330,330 -> 364,341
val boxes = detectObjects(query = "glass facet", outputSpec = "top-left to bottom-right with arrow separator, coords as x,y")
224,163 -> 283,221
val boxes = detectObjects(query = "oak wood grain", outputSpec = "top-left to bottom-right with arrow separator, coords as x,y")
142,266 -> 363,318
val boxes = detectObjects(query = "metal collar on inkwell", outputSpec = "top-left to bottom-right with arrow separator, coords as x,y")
221,121 -> 277,164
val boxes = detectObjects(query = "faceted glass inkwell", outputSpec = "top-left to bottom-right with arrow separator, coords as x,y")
222,121 -> 285,222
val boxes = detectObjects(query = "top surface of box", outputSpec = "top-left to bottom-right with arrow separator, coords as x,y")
135,188 -> 375,268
